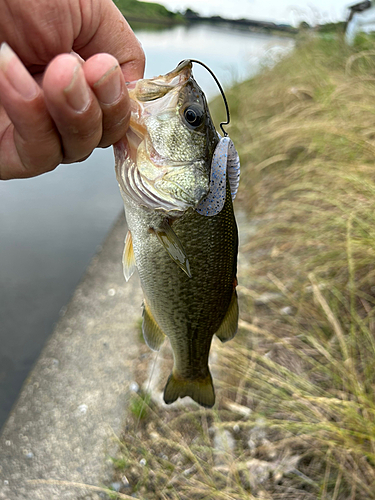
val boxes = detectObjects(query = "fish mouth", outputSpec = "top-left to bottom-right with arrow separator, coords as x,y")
162,59 -> 192,83
128,60 -> 192,103
125,60 -> 193,148
124,60 -> 200,171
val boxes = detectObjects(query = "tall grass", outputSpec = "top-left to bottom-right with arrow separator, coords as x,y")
113,34 -> 375,499
221,32 -> 375,498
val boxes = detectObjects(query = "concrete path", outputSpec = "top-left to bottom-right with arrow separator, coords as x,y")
0,213 -> 144,500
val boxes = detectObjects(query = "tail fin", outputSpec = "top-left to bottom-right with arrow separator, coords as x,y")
163,371 -> 215,408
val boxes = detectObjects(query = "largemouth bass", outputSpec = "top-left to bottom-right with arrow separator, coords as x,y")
114,60 -> 239,408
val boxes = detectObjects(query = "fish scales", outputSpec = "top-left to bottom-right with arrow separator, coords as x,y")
115,60 -> 239,407
125,181 -> 237,380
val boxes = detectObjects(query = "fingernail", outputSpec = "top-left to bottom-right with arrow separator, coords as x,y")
93,65 -> 122,105
64,64 -> 90,112
0,42 -> 39,100
70,50 -> 85,65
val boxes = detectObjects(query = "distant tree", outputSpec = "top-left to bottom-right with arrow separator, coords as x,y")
184,8 -> 200,19
298,21 -> 311,30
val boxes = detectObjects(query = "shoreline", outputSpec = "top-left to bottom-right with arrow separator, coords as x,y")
0,214 -> 144,500
122,14 -> 298,35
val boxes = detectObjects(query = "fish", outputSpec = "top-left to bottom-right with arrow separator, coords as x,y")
114,60 -> 239,408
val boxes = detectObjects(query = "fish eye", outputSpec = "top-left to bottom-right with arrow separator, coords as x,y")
183,104 -> 204,128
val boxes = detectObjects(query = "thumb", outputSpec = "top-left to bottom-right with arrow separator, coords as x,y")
73,0 -> 145,81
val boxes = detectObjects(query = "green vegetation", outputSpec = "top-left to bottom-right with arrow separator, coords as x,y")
111,34 -> 375,499
129,392 -> 151,421
317,21 -> 346,33
113,0 -> 184,24
112,0 -> 295,33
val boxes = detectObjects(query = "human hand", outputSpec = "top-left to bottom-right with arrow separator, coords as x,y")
0,0 -> 145,179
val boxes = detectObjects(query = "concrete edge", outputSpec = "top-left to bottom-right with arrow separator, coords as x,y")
0,212 -> 144,500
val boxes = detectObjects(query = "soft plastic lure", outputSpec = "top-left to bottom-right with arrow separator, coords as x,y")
196,135 -> 240,216
185,60 -> 240,217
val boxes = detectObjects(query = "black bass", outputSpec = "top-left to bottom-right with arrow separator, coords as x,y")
114,60 -> 239,408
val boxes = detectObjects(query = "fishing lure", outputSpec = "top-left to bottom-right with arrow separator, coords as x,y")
187,60 -> 240,217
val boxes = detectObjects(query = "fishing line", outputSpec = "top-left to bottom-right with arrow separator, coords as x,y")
135,349 -> 160,432
179,59 -> 230,137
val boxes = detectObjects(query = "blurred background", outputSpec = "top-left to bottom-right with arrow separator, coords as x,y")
0,0 -> 351,430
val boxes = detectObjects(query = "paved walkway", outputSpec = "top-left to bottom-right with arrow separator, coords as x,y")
0,213 -> 144,500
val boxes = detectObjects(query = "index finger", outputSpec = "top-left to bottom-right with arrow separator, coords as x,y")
73,0 -> 145,82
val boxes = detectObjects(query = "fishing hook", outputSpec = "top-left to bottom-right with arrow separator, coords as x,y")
178,59 -> 230,136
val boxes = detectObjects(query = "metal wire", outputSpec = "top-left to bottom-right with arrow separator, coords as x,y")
179,59 -> 230,136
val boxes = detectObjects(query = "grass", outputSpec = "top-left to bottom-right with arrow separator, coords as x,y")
113,0 -> 184,24
129,392 -> 151,421
110,34 -> 375,499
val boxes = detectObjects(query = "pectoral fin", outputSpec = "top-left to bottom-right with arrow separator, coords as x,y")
142,300 -> 166,351
154,220 -> 192,278
215,290 -> 239,343
122,230 -> 136,282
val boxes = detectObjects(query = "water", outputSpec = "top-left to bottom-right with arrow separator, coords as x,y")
138,24 -> 294,99
0,23 -> 294,429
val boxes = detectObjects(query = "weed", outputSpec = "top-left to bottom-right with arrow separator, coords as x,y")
112,33 -> 375,499
129,392 -> 151,421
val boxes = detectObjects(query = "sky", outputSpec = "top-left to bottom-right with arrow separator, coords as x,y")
144,0 -> 355,26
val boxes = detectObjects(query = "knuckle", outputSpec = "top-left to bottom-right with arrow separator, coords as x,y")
99,112 -> 130,148
60,109 -> 103,157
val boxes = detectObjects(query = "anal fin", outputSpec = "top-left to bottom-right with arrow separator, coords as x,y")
163,371 -> 215,408
122,230 -> 136,282
153,220 -> 192,278
215,290 -> 239,343
142,300 -> 166,351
